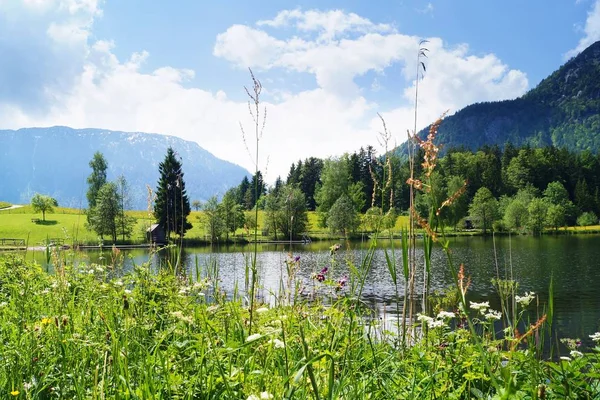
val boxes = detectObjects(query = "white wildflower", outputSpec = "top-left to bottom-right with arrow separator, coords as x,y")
470,301 -> 490,312
247,395 -> 260,400
484,310 -> 502,321
88,269 -> 95,275
124,289 -> 132,295
260,392 -> 273,399
256,307 -> 269,314
417,314 -> 434,324
589,332 -> 600,342
436,311 -> 455,319
113,280 -> 123,287
515,292 -> 535,307
170,311 -> 193,324
427,319 -> 445,329
560,356 -> 571,362
570,350 -> 583,358
0,301 -> 7,307
269,338 -> 285,349
246,333 -> 262,342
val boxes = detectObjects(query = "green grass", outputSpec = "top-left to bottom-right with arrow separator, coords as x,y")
0,207 -> 412,247
1,249 -> 599,398
0,201 -> 11,209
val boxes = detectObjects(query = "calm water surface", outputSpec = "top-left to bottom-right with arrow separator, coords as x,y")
33,235 -> 600,343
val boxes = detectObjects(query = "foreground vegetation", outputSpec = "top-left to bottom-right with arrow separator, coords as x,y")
1,248 -> 600,399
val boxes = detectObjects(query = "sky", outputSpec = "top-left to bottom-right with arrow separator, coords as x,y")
1,0 -> 600,182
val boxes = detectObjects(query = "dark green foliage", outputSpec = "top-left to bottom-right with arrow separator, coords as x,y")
154,147 -> 192,238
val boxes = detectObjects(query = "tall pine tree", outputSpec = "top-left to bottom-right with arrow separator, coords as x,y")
154,147 -> 192,238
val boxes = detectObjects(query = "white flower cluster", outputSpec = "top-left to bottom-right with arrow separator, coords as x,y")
417,311 -> 456,329
590,332 -> 600,342
515,292 -> 535,307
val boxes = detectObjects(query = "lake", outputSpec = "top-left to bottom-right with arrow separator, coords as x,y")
30,234 -> 600,345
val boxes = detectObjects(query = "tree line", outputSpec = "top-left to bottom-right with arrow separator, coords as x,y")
218,143 -> 600,236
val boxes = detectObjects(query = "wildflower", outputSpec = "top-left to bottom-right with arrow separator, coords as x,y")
484,310 -> 502,321
436,311 -> 455,319
336,276 -> 348,291
427,319 -> 445,329
113,280 -> 124,287
260,392 -> 274,399
570,350 -> 583,358
0,302 -> 7,308
246,333 -> 262,342
269,338 -> 285,349
313,267 -> 328,282
41,317 -> 53,326
256,307 -> 269,314
417,314 -> 434,324
515,292 -> 535,307
170,311 -> 193,324
469,301 -> 490,312
294,255 -> 300,262
10,390 -> 19,396
124,289 -> 132,295
590,332 -> 600,342
560,356 -> 571,362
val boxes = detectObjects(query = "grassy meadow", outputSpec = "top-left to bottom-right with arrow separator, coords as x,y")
0,204 -> 410,247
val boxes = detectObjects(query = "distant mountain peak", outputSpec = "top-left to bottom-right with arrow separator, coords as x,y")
0,127 -> 250,209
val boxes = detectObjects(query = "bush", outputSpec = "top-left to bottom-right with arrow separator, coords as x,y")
577,211 -> 598,227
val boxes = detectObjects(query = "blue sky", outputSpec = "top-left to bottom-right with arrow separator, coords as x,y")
1,0 -> 599,180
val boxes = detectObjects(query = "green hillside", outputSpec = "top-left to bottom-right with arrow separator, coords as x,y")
400,40 -> 600,154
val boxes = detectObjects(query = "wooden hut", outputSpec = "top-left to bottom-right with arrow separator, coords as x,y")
147,224 -> 167,245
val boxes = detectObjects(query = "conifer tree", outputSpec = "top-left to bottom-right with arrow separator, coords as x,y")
154,147 -> 192,238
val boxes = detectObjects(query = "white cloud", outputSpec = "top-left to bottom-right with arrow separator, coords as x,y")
0,6 -> 529,183
257,8 -> 394,41
566,0 -> 600,58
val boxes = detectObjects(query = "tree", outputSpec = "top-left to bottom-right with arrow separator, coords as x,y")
327,194 -> 360,235
191,200 -> 202,211
469,187 -> 499,235
89,182 -> 120,241
115,175 -> 136,241
154,147 -> 192,238
219,192 -> 245,241
275,185 -> 309,240
444,175 -> 469,231
87,152 -> 108,226
31,194 -> 57,221
202,196 -> 225,243
527,198 -> 549,235
503,198 -> 529,232
546,204 -> 566,232
87,152 -> 108,209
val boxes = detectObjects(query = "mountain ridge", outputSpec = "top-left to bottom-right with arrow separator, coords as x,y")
400,40 -> 600,154
0,126 -> 250,209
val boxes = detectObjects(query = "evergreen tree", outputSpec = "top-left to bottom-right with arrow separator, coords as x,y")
154,147 -> 192,238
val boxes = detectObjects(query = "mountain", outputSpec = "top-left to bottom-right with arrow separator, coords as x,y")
400,40 -> 600,154
0,127 -> 250,209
